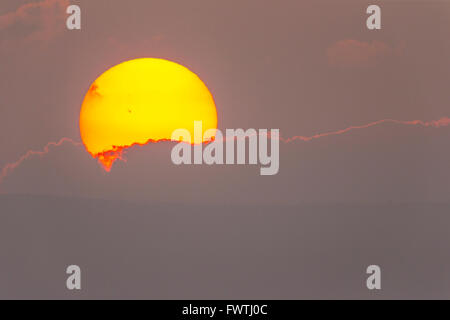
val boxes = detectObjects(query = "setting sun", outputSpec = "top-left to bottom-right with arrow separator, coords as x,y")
79,58 -> 218,170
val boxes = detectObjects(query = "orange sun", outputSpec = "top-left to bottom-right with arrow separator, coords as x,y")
79,58 -> 218,170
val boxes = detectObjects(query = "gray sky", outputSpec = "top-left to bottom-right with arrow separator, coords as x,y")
1,0 -> 450,300
0,0 -> 449,204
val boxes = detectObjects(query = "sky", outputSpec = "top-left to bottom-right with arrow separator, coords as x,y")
1,0 -> 450,300
0,0 -> 449,204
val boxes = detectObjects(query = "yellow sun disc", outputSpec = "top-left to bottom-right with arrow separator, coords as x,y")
79,58 -> 218,170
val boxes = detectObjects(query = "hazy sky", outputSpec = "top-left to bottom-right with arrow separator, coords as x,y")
0,0 -> 449,204
2,0 -> 450,300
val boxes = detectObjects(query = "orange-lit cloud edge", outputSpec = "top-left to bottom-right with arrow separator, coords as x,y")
90,136 -> 216,172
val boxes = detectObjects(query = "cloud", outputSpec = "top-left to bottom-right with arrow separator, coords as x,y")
327,40 -> 404,68
2,117 -> 449,187
0,0 -> 69,50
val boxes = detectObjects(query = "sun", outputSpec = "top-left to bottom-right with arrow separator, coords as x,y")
79,58 -> 218,170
